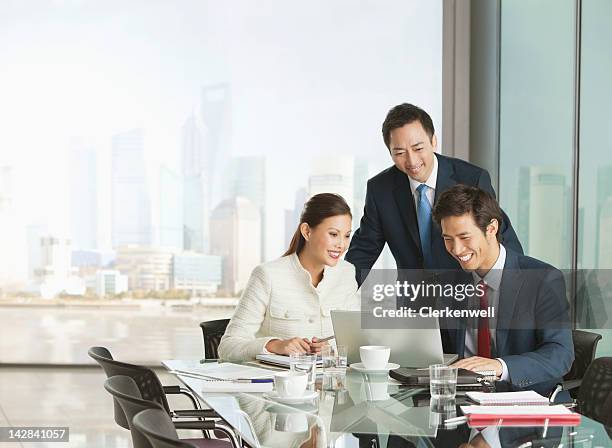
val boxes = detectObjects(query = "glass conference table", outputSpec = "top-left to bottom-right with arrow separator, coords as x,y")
163,360 -> 611,448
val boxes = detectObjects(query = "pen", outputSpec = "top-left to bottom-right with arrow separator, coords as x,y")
235,378 -> 274,383
315,335 -> 335,343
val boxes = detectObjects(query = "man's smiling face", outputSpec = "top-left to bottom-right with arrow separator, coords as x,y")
389,120 -> 436,183
440,212 -> 499,273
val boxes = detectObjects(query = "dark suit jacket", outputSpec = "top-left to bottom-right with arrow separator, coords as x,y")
441,249 -> 575,389
345,154 -> 523,282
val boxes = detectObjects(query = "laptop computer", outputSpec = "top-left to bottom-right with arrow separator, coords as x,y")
331,310 -> 458,368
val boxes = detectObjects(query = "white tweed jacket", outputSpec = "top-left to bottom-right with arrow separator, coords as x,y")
218,253 -> 360,362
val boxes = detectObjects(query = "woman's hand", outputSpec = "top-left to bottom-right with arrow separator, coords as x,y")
265,337 -> 311,355
308,337 -> 329,354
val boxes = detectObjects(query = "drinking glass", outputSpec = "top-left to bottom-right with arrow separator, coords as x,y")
290,353 -> 317,389
429,364 -> 458,399
321,345 -> 347,390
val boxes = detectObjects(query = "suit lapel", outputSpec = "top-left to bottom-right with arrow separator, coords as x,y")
433,154 -> 457,205
392,168 -> 422,252
496,250 -> 524,357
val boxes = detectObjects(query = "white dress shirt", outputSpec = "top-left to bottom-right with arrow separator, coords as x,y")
464,244 -> 510,381
217,253 -> 360,362
408,153 -> 438,208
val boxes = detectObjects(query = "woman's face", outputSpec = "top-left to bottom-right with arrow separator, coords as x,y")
301,214 -> 352,267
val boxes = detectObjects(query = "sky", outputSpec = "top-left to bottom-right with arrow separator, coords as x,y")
0,0 -> 442,284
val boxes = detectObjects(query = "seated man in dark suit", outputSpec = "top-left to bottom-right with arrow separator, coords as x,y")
346,103 -> 522,284
431,184 -> 574,387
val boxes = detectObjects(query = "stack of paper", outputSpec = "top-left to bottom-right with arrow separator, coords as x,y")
466,391 -> 550,406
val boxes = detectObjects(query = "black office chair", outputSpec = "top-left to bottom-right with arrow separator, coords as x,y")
133,409 -> 199,448
88,346 -> 205,428
199,319 -> 230,361
104,376 -> 237,448
564,330 -> 603,397
575,357 -> 612,425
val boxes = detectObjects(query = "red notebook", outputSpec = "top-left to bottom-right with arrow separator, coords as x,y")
460,405 -> 581,427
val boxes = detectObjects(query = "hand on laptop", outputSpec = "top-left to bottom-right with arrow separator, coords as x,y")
265,337 -> 312,355
453,356 -> 502,377
308,336 -> 329,354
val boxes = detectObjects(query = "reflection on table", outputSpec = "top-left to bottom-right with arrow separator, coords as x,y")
163,360 -> 612,448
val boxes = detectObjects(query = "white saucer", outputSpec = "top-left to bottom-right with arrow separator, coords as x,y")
263,390 -> 319,404
350,362 -> 400,373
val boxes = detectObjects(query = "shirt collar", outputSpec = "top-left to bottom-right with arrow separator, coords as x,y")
472,244 -> 506,291
408,153 -> 439,197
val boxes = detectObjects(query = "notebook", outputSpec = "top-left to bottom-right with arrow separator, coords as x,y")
459,405 -> 581,426
466,391 -> 550,406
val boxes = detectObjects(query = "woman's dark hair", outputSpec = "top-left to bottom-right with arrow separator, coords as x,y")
432,184 -> 503,242
382,103 -> 435,149
283,193 -> 352,256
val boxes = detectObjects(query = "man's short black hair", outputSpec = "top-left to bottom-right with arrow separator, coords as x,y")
382,103 -> 435,149
432,184 -> 503,242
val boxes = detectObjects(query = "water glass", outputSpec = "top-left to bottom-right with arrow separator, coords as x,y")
429,364 -> 458,399
290,353 -> 317,389
322,345 -> 347,390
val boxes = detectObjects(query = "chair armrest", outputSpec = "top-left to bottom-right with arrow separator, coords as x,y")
163,385 -> 182,394
174,420 -> 216,430
172,409 -> 220,419
561,379 -> 582,391
163,386 -> 201,409
174,421 -> 239,448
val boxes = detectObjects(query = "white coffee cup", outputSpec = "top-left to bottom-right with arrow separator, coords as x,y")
274,371 -> 308,397
359,345 -> 391,370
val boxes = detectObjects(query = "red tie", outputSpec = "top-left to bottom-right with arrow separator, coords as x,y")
477,281 -> 491,358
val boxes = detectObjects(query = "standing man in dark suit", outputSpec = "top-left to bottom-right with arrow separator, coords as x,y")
346,103 -> 522,283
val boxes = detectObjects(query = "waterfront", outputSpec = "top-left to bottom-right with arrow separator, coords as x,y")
0,302 -> 234,364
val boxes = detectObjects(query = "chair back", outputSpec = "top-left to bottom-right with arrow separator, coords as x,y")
88,346 -> 171,428
104,375 -> 165,448
199,319 -> 230,360
565,330 -> 603,398
133,409 -> 197,448
576,357 -> 612,425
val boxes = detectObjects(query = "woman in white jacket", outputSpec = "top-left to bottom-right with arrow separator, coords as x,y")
218,193 -> 360,362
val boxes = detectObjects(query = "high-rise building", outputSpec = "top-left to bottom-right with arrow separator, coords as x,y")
95,270 -> 128,296
172,253 -> 222,295
308,156 -> 354,209
284,187 -> 308,250
228,156 -> 266,261
68,140 -> 98,250
181,84 -> 232,254
182,112 -> 209,253
115,246 -> 173,291
353,158 -> 369,229
200,83 -> 232,210
26,224 -> 47,283
111,130 -> 152,248
159,166 -> 183,249
210,197 -> 261,295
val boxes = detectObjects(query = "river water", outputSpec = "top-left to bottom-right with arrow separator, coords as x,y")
0,304 -> 233,364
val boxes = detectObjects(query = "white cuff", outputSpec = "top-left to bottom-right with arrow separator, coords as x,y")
473,426 -> 502,448
497,357 -> 510,382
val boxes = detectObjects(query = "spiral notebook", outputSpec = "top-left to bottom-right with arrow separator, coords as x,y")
466,391 -> 550,406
